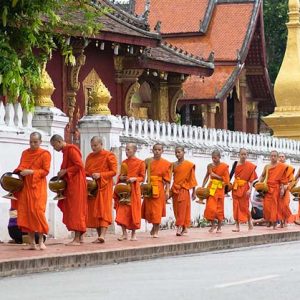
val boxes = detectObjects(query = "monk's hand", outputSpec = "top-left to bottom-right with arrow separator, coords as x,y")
58,169 -> 67,178
127,177 -> 137,183
92,173 -> 100,180
120,175 -> 127,182
20,169 -> 34,176
165,191 -> 170,201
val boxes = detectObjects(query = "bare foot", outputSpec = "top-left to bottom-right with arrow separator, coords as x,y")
153,234 -> 159,238
232,229 -> 240,232
98,237 -> 105,243
117,235 -> 128,241
66,240 -> 81,246
22,244 -> 38,250
39,243 -> 47,250
130,232 -> 137,241
248,222 -> 254,230
181,228 -> 188,235
209,224 -> 216,233
216,227 -> 222,233
92,238 -> 102,244
150,227 -> 154,237
176,227 -> 182,236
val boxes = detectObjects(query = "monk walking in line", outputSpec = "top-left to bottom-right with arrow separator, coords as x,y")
115,143 -> 145,241
171,146 -> 197,236
50,134 -> 87,245
232,148 -> 257,232
14,132 -> 51,250
141,144 -> 171,238
259,150 -> 288,230
278,153 -> 294,227
203,150 -> 229,233
85,136 -> 117,243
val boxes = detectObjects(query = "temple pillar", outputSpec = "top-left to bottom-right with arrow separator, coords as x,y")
206,103 -> 216,128
215,100 -> 227,129
152,78 -> 169,122
234,72 -> 247,132
247,101 -> 259,134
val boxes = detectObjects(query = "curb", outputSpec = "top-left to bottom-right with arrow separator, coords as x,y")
1,231 -> 299,277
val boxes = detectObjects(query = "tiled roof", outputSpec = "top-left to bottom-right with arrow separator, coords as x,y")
182,66 -> 236,100
135,0 -> 210,34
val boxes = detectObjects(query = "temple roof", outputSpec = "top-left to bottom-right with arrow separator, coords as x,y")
134,0 -> 275,107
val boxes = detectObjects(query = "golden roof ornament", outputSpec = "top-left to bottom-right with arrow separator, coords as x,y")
88,79 -> 112,115
34,64 -> 55,107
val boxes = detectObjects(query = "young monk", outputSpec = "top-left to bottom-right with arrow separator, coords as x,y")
115,143 -> 145,241
259,150 -> 288,230
203,150 -> 230,233
232,148 -> 257,232
85,136 -> 117,243
50,134 -> 87,245
278,153 -> 294,227
141,143 -> 171,238
171,146 -> 197,236
14,132 -> 51,250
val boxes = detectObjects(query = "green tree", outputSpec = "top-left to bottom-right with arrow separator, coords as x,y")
263,0 -> 288,83
0,0 -> 107,110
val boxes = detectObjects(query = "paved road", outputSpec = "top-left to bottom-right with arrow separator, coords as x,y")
1,242 -> 300,300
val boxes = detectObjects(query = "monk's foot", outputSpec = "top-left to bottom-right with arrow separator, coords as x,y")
280,222 -> 284,228
176,227 -> 182,236
232,229 -> 240,232
153,233 -> 159,238
294,220 -> 300,226
92,238 -> 102,244
248,222 -> 254,230
150,227 -> 155,237
98,237 -> 105,243
216,227 -> 222,233
130,233 -> 137,241
22,244 -> 38,250
209,224 -> 216,233
66,240 -> 81,246
267,222 -> 271,228
181,227 -> 188,235
39,243 -> 47,250
117,235 -> 128,241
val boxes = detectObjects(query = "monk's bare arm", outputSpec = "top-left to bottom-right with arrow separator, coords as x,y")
259,167 -> 266,182
202,171 -> 209,187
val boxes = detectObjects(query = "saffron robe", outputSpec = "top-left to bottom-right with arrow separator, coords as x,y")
115,157 -> 145,230
263,163 -> 288,222
232,161 -> 257,223
58,144 -> 87,233
171,160 -> 197,227
141,158 -> 171,224
278,165 -> 294,221
85,150 -> 117,228
204,162 -> 230,221
15,148 -> 51,234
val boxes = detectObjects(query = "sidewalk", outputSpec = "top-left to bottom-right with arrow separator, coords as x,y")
1,225 -> 300,277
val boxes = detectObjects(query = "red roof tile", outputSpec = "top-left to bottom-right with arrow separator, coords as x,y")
135,0 -> 209,34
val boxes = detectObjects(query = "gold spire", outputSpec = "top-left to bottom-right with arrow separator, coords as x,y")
263,0 -> 300,140
88,79 -> 112,115
34,64 -> 55,107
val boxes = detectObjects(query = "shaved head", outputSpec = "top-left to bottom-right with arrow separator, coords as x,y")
90,136 -> 103,144
127,143 -> 137,151
30,131 -> 42,140
175,146 -> 185,152
212,150 -> 221,157
50,134 -> 64,143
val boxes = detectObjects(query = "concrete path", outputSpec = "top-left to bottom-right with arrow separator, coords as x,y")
1,225 -> 300,277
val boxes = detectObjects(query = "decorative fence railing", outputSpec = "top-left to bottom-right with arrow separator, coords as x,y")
0,100 -> 33,132
120,116 -> 300,156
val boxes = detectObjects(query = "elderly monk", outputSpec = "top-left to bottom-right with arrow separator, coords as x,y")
141,143 -> 171,238
85,136 -> 117,243
259,150 -> 288,230
114,143 -> 145,241
278,153 -> 294,227
203,150 -> 229,233
232,148 -> 257,232
50,134 -> 87,245
171,146 -> 197,236
14,132 -> 51,250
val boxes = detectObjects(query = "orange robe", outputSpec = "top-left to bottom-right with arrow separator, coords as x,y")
14,148 -> 51,234
263,163 -> 288,222
85,150 -> 117,228
204,162 -> 230,222
232,161 -> 257,223
141,158 -> 171,224
171,160 -> 197,227
278,165 -> 294,221
115,157 -> 145,230
58,144 -> 87,233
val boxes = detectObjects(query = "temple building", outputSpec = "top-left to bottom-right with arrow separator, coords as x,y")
46,0 -> 214,143
133,0 -> 275,133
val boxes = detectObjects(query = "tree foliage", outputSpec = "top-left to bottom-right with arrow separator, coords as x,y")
263,0 -> 288,83
0,0 -> 107,110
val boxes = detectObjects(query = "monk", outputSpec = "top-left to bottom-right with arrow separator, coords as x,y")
232,148 -> 257,232
141,143 -> 171,238
294,169 -> 300,225
50,134 -> 87,245
278,153 -> 294,227
114,143 -> 145,241
14,132 -> 51,250
203,150 -> 229,233
171,146 -> 197,236
259,150 -> 288,229
85,136 -> 117,243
